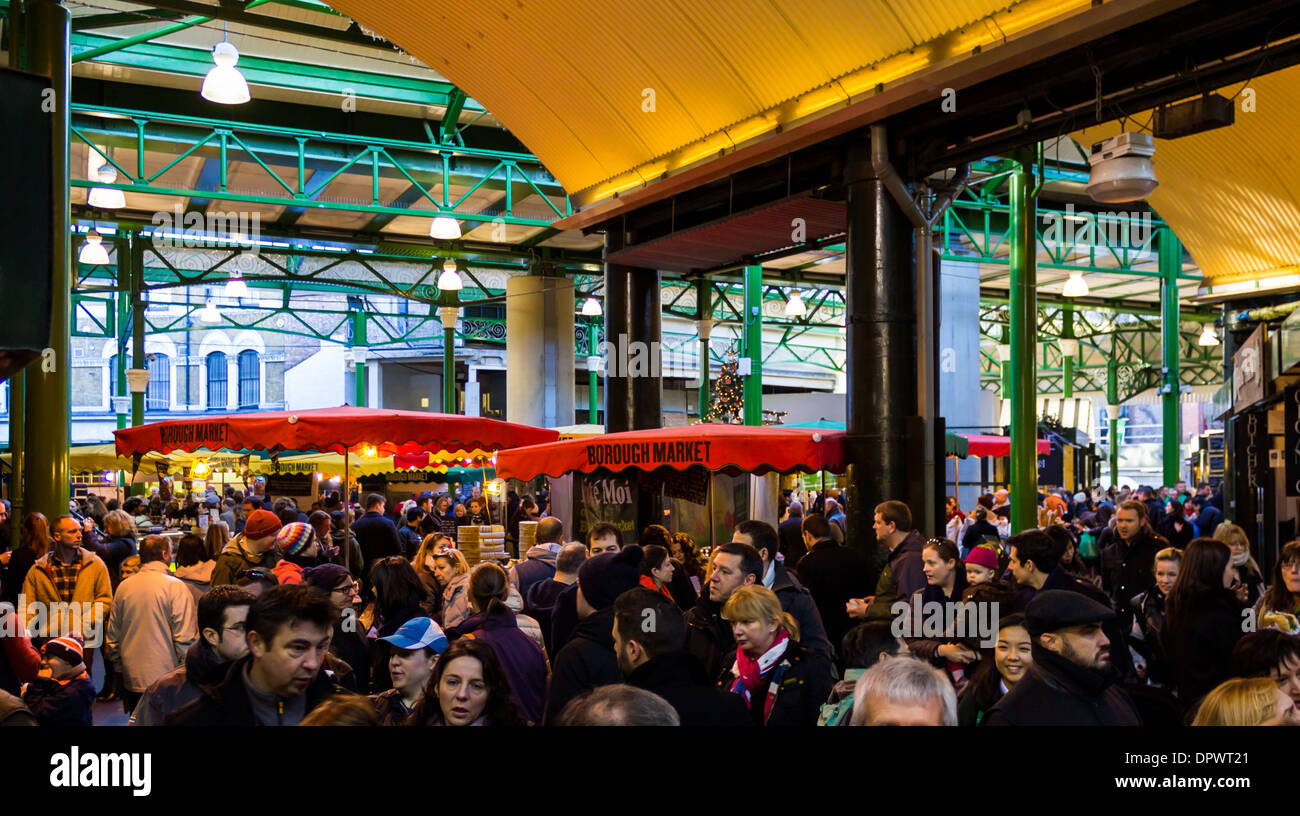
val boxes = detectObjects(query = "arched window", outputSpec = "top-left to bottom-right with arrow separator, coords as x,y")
108,354 -> 119,398
237,349 -> 260,409
206,351 -> 228,410
146,353 -> 170,411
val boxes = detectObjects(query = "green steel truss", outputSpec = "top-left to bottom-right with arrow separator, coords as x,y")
70,104 -> 570,230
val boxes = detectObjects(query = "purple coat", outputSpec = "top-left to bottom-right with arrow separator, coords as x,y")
449,604 -> 548,724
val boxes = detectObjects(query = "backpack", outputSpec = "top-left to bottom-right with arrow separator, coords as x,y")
1078,530 -> 1098,560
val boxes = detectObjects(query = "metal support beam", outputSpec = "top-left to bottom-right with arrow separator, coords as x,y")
352,310 -> 367,408
603,228 -> 662,434
697,277 -> 711,419
71,1 -> 272,63
587,317 -> 599,422
115,275 -> 129,429
129,233 -> 146,497
24,0 -> 72,521
743,264 -> 763,426
1062,304 -> 1074,400
440,302 -> 457,414
1160,227 -> 1182,486
1007,152 -> 1037,535
1107,357 -> 1120,487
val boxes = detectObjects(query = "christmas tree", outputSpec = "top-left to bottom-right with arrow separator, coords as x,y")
703,342 -> 745,424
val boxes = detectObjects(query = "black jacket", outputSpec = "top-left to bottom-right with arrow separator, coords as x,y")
778,517 -> 807,568
684,596 -> 734,680
545,605 -> 621,724
626,651 -> 752,727
1100,526 -> 1166,627
1039,567 -> 1134,680
718,638 -> 835,727
961,521 -> 1001,554
983,647 -> 1142,726
164,654 -> 351,726
1160,587 -> 1245,708
350,511 -> 403,565
794,539 -> 873,653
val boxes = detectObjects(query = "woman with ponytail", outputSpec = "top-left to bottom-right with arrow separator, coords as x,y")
720,584 -> 834,726
447,562 -> 548,724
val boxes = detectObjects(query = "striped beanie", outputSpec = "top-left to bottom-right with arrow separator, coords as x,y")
43,634 -> 85,668
276,522 -> 315,556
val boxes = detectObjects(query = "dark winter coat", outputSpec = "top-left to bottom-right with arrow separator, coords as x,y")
512,546 -> 558,600
795,538 -> 874,652
684,596 -> 734,680
626,651 -> 752,727
1160,587 -> 1245,709
350,511 -> 403,565
865,531 -> 928,620
1038,567 -> 1134,680
164,654 -> 351,726
130,639 -> 229,726
548,581 -> 580,654
524,577 -> 570,657
545,605 -> 620,724
961,521 -> 1002,555
718,638 -> 836,727
396,525 -> 423,560
983,647 -> 1141,726
767,561 -> 833,664
23,673 -> 96,726
331,618 -> 371,695
449,603 -> 548,725
1099,526 -> 1166,629
102,533 -> 138,589
369,688 -> 414,726
1194,504 -> 1224,538
778,517 -> 807,568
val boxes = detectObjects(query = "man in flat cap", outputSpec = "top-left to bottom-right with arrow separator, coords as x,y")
984,590 -> 1141,726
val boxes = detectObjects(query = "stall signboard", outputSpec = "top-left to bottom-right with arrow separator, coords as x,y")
1234,325 -> 1268,413
1243,410 -> 1269,491
1286,386 -> 1300,497
265,473 -> 313,496
576,475 -> 637,543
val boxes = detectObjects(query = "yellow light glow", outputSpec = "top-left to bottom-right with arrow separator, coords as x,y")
362,445 -> 377,459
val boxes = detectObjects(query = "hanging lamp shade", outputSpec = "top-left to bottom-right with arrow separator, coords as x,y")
1198,324 -> 1220,346
86,165 -> 126,210
225,272 -> 249,299
201,41 -> 251,105
79,230 -> 111,265
198,300 -> 221,323
581,297 -> 602,317
430,216 -> 462,239
784,290 -> 807,317
1062,271 -> 1089,297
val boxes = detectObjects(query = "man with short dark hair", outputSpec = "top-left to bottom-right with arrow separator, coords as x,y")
1191,495 -> 1223,538
106,535 -> 198,714
554,684 -> 680,726
985,590 -> 1141,725
165,584 -> 349,725
549,524 -> 623,652
793,513 -> 872,651
778,500 -> 806,567
525,542 -> 586,656
350,493 -> 403,566
511,517 -> 565,598
398,507 -> 425,560
1099,499 -> 1166,629
683,541 -> 761,679
587,523 -> 624,556
854,500 -> 926,621
732,520 -> 833,664
613,588 -> 750,726
130,586 -> 255,725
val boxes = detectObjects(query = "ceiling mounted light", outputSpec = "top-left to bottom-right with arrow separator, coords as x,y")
225,271 -> 249,299
437,264 -> 462,292
581,297 -> 602,317
1058,337 -> 1079,358
430,216 -> 462,240
1062,270 -> 1089,297
86,165 -> 126,210
783,290 -> 807,318
1198,324 -> 1220,346
198,300 -> 221,323
78,230 -> 111,265
201,41 -> 251,105
1087,132 -> 1158,203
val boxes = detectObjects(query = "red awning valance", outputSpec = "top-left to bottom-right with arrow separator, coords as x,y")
958,433 -> 1051,458
495,423 -> 847,480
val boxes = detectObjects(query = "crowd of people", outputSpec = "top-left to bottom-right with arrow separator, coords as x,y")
0,476 -> 1297,727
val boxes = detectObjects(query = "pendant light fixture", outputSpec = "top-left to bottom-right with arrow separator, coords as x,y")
86,164 -> 126,210
201,39 -> 251,105
438,258 -> 463,291
783,290 -> 807,318
430,216 -> 462,240
79,229 -> 111,265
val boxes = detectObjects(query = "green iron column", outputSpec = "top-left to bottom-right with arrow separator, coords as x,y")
1000,325 -> 1011,396
697,278 -> 711,418
115,240 -> 130,430
1007,152 -> 1037,534
742,264 -> 763,426
129,233 -> 146,496
1107,357 -> 1120,487
587,316 -> 599,422
24,0 -> 71,521
441,300 -> 458,414
1062,304 -> 1075,400
352,310 -> 367,407
1159,227 -> 1182,487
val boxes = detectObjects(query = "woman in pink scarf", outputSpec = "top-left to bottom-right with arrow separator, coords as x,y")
720,585 -> 835,726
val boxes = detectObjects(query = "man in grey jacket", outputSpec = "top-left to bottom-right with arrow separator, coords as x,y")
130,585 -> 254,726
106,535 -> 198,714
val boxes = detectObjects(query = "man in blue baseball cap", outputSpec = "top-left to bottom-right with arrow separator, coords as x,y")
369,617 -> 447,725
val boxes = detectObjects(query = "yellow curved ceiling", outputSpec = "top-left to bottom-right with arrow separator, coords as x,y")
1072,62 -> 1300,294
328,0 -> 1093,205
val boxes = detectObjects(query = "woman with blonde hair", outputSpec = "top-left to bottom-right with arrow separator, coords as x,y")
1214,522 -> 1264,606
413,534 -> 453,617
719,584 -> 835,726
1192,676 -> 1300,726
433,547 -> 473,628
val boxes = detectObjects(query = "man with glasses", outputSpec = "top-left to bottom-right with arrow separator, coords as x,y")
130,586 -> 254,726
20,516 -> 113,671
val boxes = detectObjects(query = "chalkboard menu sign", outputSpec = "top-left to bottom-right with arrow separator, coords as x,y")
265,473 -> 313,496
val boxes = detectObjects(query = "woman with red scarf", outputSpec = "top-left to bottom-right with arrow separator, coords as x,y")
638,545 -> 676,601
719,585 -> 835,726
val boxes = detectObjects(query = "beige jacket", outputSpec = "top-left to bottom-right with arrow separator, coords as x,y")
20,547 -> 113,641
105,561 -> 199,692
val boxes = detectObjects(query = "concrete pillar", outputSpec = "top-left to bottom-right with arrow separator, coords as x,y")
939,257 -> 982,510
506,276 -> 575,427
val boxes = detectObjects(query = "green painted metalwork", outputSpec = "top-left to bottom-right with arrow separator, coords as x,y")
696,278 -> 711,417
1008,154 -> 1036,534
71,1 -> 274,63
130,233 -> 147,496
743,264 -> 763,426
1160,228 -> 1182,485
1062,304 -> 1074,400
351,310 -> 367,407
1107,358 -> 1120,485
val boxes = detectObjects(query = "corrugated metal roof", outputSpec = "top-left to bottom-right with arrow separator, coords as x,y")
1073,61 -> 1300,292
327,0 -> 1093,200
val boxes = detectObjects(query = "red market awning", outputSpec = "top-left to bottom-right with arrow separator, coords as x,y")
958,433 -> 1051,458
113,406 -> 559,458
495,423 -> 847,480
